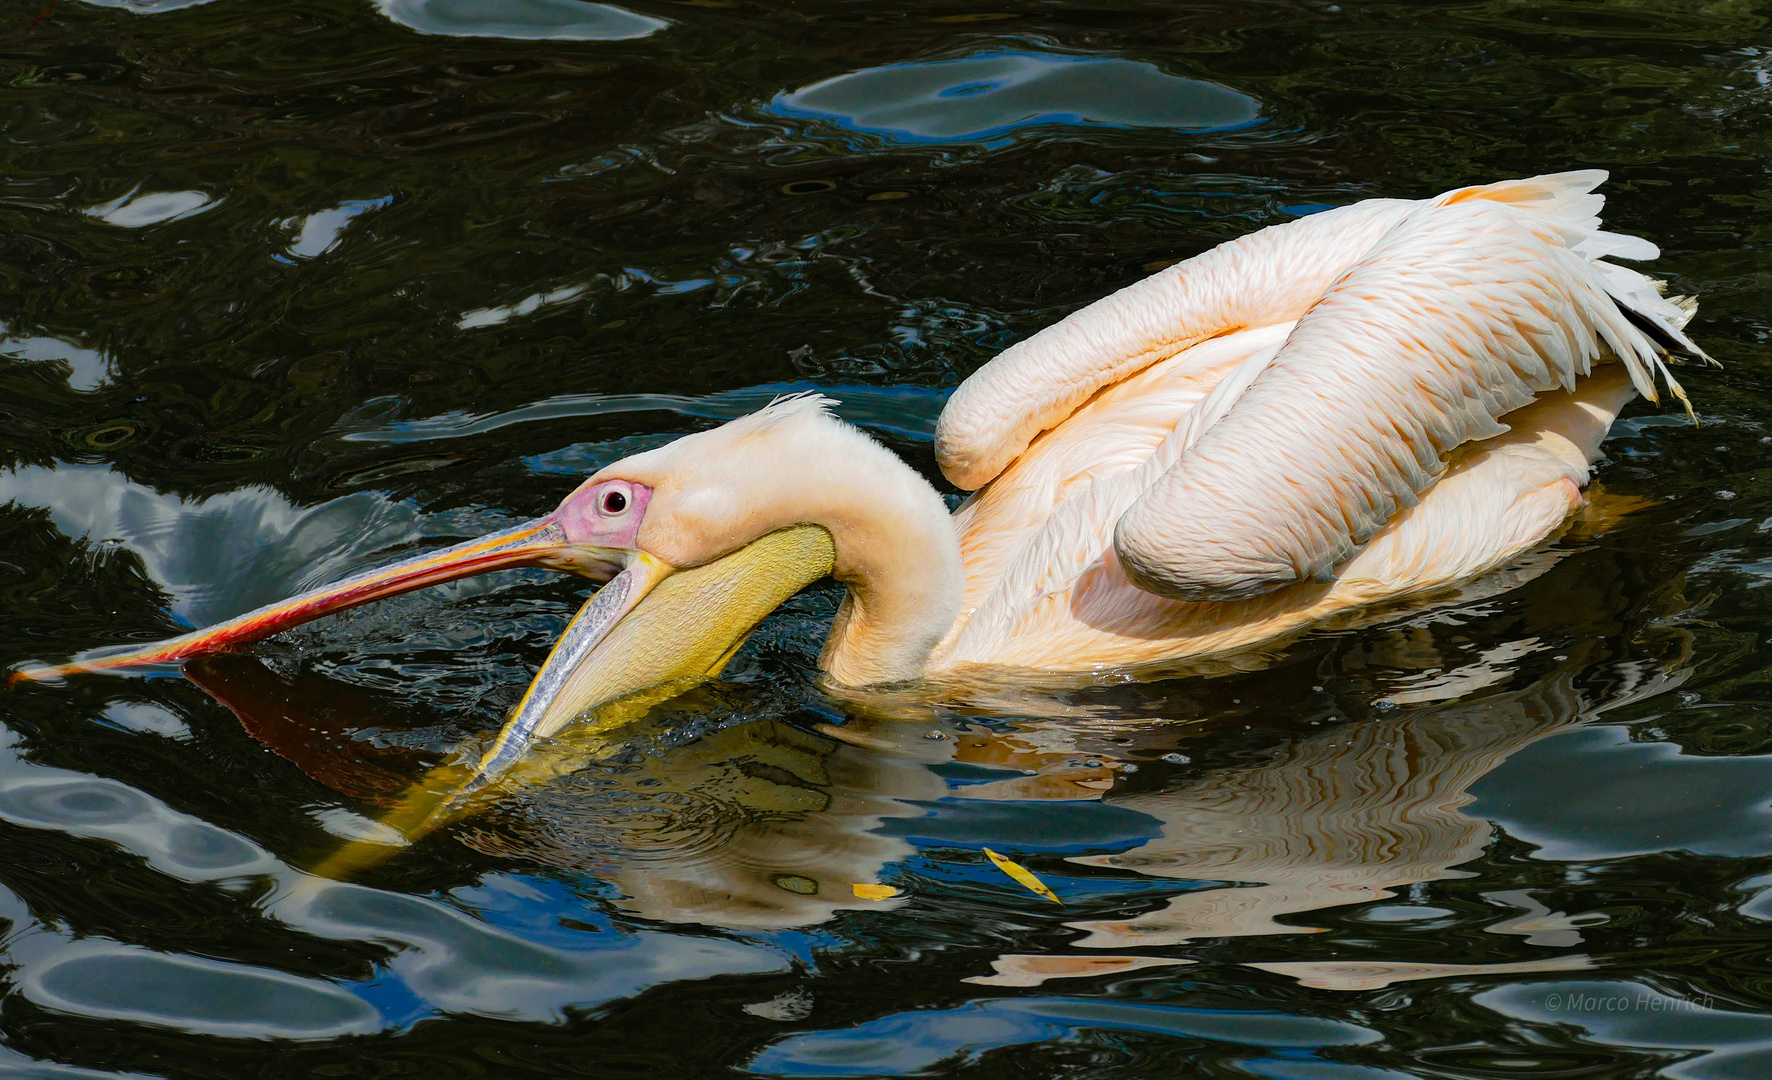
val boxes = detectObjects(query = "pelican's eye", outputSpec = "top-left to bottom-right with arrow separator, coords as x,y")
600,487 -> 629,515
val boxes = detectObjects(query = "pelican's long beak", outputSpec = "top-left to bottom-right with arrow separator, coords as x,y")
9,518 -> 621,685
461,524 -> 837,793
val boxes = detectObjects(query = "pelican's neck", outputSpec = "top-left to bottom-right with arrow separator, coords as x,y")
800,428 -> 964,687
616,400 -> 965,686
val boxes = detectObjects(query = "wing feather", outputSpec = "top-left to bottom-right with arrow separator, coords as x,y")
932,169 -> 1689,498
1114,181 -> 1697,602
949,325 -> 1291,659
934,196 -> 1423,490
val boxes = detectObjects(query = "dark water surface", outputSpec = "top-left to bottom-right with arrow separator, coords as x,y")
3,0 -> 1772,1076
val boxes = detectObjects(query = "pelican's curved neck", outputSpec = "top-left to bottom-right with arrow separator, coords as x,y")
613,402 -> 964,687
800,428 -> 964,687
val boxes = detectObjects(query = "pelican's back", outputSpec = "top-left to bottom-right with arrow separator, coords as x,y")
928,173 -> 1703,674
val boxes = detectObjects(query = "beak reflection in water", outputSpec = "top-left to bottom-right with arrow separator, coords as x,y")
315,525 -> 839,880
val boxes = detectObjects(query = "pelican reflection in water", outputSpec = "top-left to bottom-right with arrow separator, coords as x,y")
175,541 -> 1693,991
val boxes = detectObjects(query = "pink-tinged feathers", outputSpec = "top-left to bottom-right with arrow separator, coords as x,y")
1113,172 -> 1691,601
940,368 -> 1636,673
933,170 -> 1695,500
934,195 -> 1424,492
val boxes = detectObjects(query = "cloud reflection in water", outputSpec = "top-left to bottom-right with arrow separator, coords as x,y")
0,464 -> 516,628
773,51 -> 1261,144
376,0 -> 668,41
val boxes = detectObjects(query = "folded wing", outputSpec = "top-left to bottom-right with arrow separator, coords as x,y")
1114,174 -> 1698,600
934,171 -> 1702,607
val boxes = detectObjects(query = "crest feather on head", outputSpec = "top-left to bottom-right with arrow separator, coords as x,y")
720,391 -> 842,438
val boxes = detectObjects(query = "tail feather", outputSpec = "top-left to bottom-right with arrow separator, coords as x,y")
1592,260 -> 1708,419
1592,260 -> 1709,357
1436,169 -> 1609,230
1445,170 -> 1710,416
1574,230 -> 1660,262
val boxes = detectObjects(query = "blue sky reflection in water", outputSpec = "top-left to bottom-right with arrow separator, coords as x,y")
6,0 -> 1772,1077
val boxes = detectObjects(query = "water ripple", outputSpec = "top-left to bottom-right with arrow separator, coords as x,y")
0,724 -> 785,1033
747,996 -> 1378,1076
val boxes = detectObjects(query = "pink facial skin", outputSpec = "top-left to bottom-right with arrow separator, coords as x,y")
553,479 -> 653,549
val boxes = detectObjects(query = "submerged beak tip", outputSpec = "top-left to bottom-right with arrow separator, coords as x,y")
470,526 -> 835,780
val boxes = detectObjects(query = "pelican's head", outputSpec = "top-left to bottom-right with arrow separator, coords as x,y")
15,395 -> 959,796
466,394 -> 917,787
462,393 -> 965,788
560,394 -> 846,571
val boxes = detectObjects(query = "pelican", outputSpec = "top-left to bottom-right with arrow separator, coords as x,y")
12,170 -> 1708,790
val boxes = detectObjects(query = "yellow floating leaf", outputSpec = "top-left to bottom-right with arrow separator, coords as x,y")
983,847 -> 1062,905
851,883 -> 899,901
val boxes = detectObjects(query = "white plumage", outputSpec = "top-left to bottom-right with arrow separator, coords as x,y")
940,172 -> 1700,612
921,171 -> 1703,674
